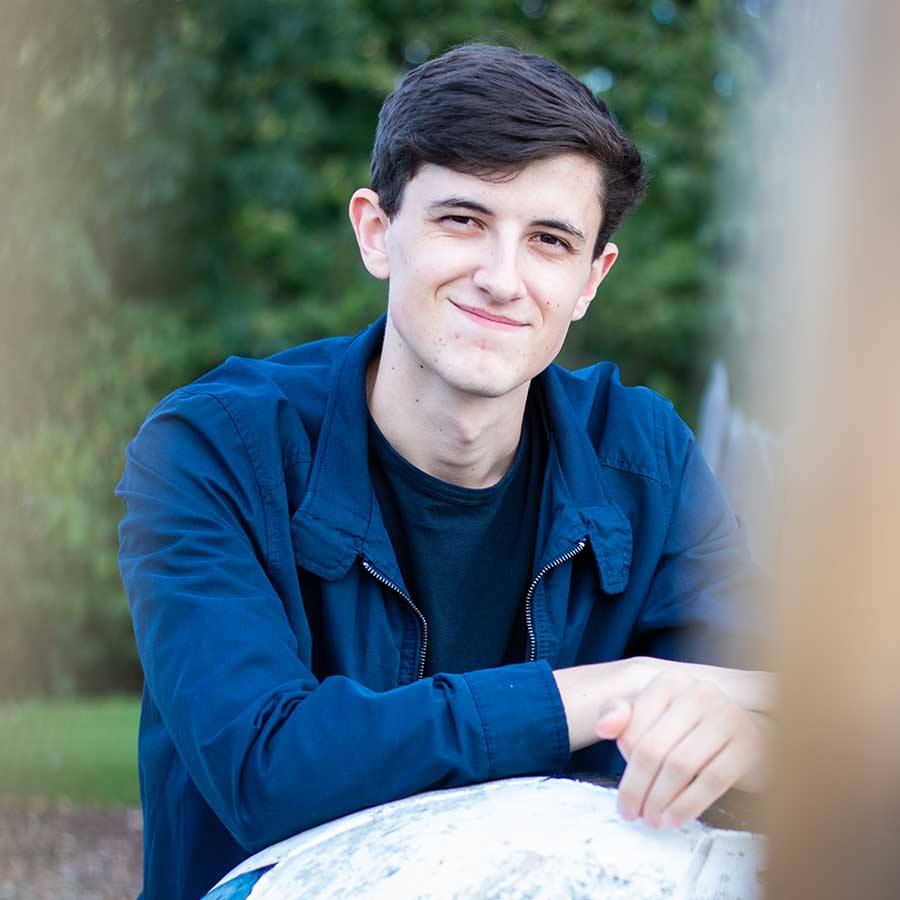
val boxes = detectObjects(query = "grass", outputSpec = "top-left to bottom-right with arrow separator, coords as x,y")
0,695 -> 141,807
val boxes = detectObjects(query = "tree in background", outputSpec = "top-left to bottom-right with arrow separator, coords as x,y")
0,0 -> 769,697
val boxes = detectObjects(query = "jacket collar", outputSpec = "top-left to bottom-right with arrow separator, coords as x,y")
291,317 -> 632,594
535,365 -> 633,594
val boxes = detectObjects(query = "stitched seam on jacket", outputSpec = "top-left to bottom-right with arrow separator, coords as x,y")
283,452 -> 312,470
597,456 -> 664,485
652,394 -> 672,496
301,338 -> 366,523
184,390 -> 275,572
659,405 -> 677,535
463,675 -> 495,780
290,508 -> 358,579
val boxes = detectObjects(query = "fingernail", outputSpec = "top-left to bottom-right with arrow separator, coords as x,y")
661,811 -> 678,828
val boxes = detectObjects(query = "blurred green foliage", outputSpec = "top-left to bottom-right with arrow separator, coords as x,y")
0,696 -> 140,805
0,0 -> 769,697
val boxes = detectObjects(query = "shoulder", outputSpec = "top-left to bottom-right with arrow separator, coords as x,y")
547,361 -> 695,490
190,333 -> 353,423
132,333 -> 355,481
187,332 -> 353,407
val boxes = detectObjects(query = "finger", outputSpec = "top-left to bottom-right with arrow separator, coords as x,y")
639,701 -> 734,827
616,685 -> 710,823
616,671 -> 692,761
594,698 -> 632,740
660,736 -> 756,829
733,711 -> 771,793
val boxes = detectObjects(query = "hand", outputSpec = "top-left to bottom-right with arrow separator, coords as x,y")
595,671 -> 770,829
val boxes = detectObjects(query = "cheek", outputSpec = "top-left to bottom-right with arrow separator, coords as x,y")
541,325 -> 572,361
537,266 -> 594,321
529,261 -> 586,305
393,240 -> 471,298
387,292 -> 429,353
536,295 -> 580,358
424,236 -> 484,280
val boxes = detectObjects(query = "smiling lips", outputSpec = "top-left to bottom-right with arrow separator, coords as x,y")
450,301 -> 527,330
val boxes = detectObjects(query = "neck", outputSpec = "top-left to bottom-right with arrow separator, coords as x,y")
367,326 -> 530,489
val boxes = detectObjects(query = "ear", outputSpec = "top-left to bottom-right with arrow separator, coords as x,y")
349,188 -> 390,280
571,242 -> 618,321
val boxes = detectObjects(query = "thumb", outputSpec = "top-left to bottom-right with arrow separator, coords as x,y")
594,698 -> 631,740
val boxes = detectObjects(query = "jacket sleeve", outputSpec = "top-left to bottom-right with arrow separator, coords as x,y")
626,407 -> 769,669
116,390 -> 569,851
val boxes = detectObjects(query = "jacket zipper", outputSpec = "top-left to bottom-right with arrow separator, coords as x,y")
361,559 -> 428,681
524,539 -> 587,662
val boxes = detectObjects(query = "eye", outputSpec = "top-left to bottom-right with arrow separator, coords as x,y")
533,233 -> 572,252
441,214 -> 480,228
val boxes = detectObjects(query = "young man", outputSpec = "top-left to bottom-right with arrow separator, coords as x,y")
117,44 -> 771,900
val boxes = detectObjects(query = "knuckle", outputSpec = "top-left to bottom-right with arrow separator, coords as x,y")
745,720 -> 766,754
701,765 -> 732,795
666,751 -> 695,783
634,743 -> 662,770
720,703 -> 745,731
661,671 -> 691,693
694,680 -> 722,704
648,671 -> 689,701
628,657 -> 656,683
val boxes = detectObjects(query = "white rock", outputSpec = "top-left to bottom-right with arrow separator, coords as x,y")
209,777 -> 765,899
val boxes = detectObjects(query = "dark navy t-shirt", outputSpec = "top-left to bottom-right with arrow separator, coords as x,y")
369,398 -> 547,675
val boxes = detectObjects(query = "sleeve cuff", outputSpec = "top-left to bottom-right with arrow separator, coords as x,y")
462,659 -> 571,780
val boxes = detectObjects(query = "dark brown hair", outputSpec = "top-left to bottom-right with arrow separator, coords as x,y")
371,43 -> 646,257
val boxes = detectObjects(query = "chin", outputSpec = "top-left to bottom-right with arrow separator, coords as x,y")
442,366 -> 530,401
457,382 -> 515,400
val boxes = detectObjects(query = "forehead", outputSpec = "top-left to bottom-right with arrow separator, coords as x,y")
402,154 -> 604,232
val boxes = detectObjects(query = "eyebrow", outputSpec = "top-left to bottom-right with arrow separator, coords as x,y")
427,196 -> 587,245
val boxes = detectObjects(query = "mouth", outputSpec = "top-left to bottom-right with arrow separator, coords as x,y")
450,301 -> 527,330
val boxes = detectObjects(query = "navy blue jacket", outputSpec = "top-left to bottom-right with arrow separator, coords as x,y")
116,317 -> 761,900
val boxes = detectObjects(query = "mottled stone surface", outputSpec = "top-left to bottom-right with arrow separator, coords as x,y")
209,777 -> 765,899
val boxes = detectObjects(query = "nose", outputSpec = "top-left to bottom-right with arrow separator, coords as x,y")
472,238 -> 525,304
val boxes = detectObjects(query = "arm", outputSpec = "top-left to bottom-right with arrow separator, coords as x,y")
117,390 -> 570,851
552,410 -> 775,827
553,658 -> 773,828
626,400 -> 773,671
553,657 -> 773,754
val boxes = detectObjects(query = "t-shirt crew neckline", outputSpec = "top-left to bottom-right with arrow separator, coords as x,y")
366,413 -> 529,505
366,395 -> 546,676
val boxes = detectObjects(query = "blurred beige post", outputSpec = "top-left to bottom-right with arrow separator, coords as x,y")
762,3 -> 900,898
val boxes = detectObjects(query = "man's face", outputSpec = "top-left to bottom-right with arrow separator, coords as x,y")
360,153 -> 617,401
